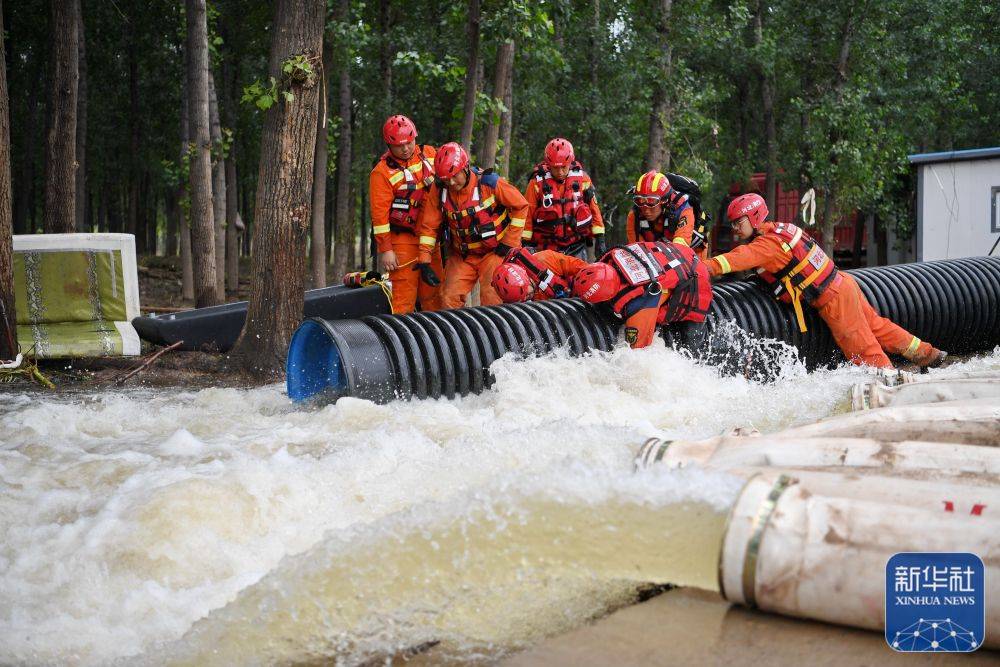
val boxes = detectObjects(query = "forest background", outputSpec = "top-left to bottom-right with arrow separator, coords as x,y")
1,0 -> 998,372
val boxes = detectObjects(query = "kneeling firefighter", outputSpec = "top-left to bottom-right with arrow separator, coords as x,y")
523,138 -> 606,260
572,241 -> 713,350
415,142 -> 530,308
710,193 -> 947,369
369,115 -> 443,314
491,247 -> 588,303
627,170 -> 709,260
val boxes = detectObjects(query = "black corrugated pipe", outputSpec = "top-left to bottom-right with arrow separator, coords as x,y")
287,257 -> 1000,403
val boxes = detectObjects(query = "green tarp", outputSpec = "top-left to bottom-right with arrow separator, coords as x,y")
12,234 -> 141,358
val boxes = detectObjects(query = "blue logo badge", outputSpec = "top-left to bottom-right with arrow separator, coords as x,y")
886,552 -> 985,652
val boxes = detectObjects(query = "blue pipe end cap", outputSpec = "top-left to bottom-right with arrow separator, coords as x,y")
286,319 -> 344,402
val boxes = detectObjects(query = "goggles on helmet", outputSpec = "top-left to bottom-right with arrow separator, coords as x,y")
633,195 -> 661,208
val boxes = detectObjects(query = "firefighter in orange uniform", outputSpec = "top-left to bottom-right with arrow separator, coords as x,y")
709,193 -> 947,369
415,142 -> 530,308
490,247 -> 588,303
572,241 -> 713,349
523,138 -> 606,260
369,115 -> 443,313
626,171 -> 708,260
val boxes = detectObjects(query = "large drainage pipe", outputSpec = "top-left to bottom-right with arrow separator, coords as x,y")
719,472 -> 1000,649
287,257 -> 1000,403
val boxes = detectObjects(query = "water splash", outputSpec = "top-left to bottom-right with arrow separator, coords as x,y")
2,345 -> 995,665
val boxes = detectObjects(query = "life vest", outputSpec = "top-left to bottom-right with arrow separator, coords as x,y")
441,169 -> 509,257
382,146 -> 435,233
632,191 -> 706,251
603,241 -> 712,324
507,247 -> 571,300
531,161 -> 596,247
756,222 -> 840,333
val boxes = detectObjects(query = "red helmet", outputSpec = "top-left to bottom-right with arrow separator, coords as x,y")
572,263 -> 621,304
435,142 -> 469,179
544,138 -> 575,168
726,193 -> 768,229
491,263 -> 533,303
382,115 -> 418,146
635,171 -> 672,198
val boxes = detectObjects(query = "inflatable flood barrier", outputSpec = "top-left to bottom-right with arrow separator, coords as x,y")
133,284 -> 390,352
287,257 -> 1000,403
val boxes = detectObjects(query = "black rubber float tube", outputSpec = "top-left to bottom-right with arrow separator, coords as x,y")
287,257 -> 1000,404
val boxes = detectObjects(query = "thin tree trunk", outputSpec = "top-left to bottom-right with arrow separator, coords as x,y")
222,33 -> 241,294
186,0 -> 219,306
209,72 -> 226,298
74,0 -> 87,231
229,0 -> 324,377
585,0 -> 600,179
459,0 -> 481,151
480,40 -> 513,170
310,47 -> 330,288
376,0 -> 393,153
179,46 -> 194,300
644,0 -> 673,172
0,0 -> 16,361
43,0 -> 78,234
754,0 -> 777,215
332,0 -> 353,279
165,188 -> 178,256
225,149 -> 239,293
13,72 -> 38,235
127,28 -> 140,250
498,43 -> 515,178
820,11 -> 857,257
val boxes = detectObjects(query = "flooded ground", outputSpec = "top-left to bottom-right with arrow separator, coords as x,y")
2,344 -> 998,665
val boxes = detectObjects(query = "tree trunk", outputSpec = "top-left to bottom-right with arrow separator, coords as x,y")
819,12 -> 857,258
186,0 -> 219,307
209,72 -> 226,298
221,38 -> 241,294
644,0 -> 673,172
229,0 -> 324,378
74,0 -> 87,231
310,47 -> 331,288
165,188 -> 178,256
14,68 -> 39,235
480,40 -> 513,170
0,0 -> 16,362
821,188 -> 837,259
179,45 -> 194,300
375,0 -> 394,153
332,0 -> 353,279
127,28 -> 140,251
43,0 -> 78,234
459,0 -> 481,151
498,43 -> 515,178
754,0 -> 777,215
585,0 -> 600,179
225,149 -> 239,294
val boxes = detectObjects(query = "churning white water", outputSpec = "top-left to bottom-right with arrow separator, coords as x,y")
2,344 -> 998,665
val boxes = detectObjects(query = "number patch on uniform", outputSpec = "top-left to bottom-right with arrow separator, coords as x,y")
808,247 -> 828,270
625,327 -> 639,345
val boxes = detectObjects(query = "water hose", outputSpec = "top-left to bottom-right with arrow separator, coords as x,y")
287,256 -> 1000,403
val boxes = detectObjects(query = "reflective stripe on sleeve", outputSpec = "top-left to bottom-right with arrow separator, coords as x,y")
716,255 -> 732,274
373,224 -> 391,235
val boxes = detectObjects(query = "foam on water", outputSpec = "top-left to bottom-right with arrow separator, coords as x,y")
1,344 -> 997,665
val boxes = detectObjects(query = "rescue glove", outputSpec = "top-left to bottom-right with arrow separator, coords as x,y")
415,262 -> 441,287
493,242 -> 513,257
593,234 -> 608,258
